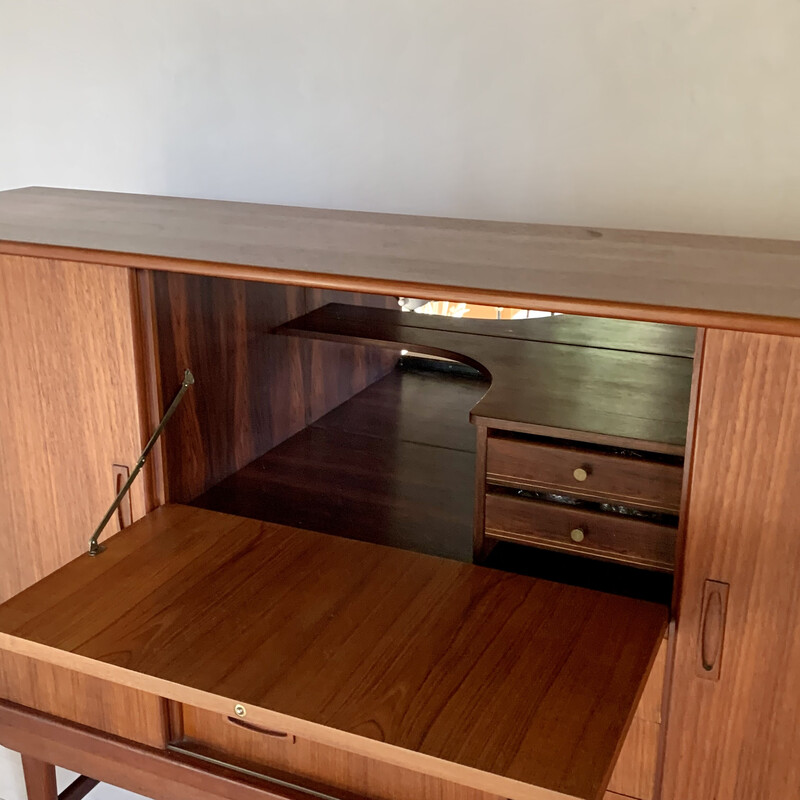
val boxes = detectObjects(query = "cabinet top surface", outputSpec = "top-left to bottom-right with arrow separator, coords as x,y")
1,186 -> 799,334
0,504 -> 666,800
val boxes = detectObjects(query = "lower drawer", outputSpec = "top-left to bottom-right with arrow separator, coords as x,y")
485,491 -> 676,571
0,650 -> 166,748
173,705 -> 501,800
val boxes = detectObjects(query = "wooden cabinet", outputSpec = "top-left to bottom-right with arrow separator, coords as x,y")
0,255 -> 150,603
1,188 -> 800,800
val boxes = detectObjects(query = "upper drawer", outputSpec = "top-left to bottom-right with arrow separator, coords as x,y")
486,435 -> 683,513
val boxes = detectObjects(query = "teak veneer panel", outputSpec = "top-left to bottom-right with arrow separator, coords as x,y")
0,504 -> 667,800
1,187 -> 800,333
0,255 -> 148,602
0,701 -> 365,800
662,330 -> 800,800
606,717 -> 659,800
0,650 -> 166,748
180,706 -> 502,800
278,303 -> 693,453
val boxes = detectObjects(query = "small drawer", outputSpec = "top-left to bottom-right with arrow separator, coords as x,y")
484,492 -> 676,571
486,436 -> 683,513
173,705 -> 501,800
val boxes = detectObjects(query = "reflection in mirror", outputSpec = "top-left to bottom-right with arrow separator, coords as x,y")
398,297 -> 556,320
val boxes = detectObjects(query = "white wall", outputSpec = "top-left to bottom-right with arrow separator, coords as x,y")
2,0 -> 800,238
0,1 -> 798,797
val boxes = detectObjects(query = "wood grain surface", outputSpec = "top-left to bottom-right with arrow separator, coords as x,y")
0,650 -> 166,748
661,330 -> 800,800
193,368 -> 483,562
606,718 -> 659,800
484,492 -> 676,572
0,504 -> 667,800
344,307 -> 697,358
1,187 -> 800,333
180,706 -> 502,800
486,435 -> 683,513
0,701 -> 370,800
21,754 -> 57,800
604,637 -> 667,800
149,274 -> 396,502
0,255 -> 148,602
278,303 -> 693,454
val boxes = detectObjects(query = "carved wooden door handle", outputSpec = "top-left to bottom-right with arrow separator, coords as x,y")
696,579 -> 729,680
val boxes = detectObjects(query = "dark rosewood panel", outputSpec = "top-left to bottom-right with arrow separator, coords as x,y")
193,369 -> 485,561
149,274 -> 396,502
278,303 -> 694,454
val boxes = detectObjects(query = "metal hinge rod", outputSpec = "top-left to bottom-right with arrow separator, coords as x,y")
88,369 -> 195,556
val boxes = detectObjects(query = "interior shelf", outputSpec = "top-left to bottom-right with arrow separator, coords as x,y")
276,303 -> 695,454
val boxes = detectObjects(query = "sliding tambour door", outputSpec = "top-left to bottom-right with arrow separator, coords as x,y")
662,329 -> 800,799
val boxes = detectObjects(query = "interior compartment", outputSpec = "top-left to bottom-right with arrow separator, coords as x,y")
87,270 -> 696,800
147,272 -> 693,605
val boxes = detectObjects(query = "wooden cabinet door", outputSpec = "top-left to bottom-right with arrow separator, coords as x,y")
662,329 -> 800,799
0,255 -> 148,602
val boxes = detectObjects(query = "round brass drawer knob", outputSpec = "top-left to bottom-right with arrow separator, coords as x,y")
573,467 -> 589,482
570,528 -> 585,543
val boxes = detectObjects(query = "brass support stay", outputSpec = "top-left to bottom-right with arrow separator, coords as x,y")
88,369 -> 195,556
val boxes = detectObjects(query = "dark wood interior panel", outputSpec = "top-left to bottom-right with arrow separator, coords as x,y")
302,288 -> 400,423
310,304 -> 696,358
150,275 -> 396,502
193,368 -> 483,562
278,303 -> 694,454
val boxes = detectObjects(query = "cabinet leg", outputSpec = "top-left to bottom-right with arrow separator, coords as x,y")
21,755 -> 57,800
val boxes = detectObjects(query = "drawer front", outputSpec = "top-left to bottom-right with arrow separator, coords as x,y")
485,492 -> 676,571
176,705 -> 501,800
486,437 -> 683,513
0,650 -> 166,748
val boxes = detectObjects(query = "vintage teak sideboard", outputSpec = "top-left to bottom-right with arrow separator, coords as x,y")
0,187 -> 798,800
